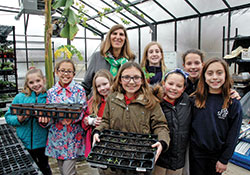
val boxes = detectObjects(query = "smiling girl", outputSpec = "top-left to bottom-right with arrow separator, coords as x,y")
5,68 -> 52,175
93,61 -> 170,175
45,59 -> 87,175
141,41 -> 167,85
82,69 -> 114,157
153,68 -> 192,175
190,58 -> 242,175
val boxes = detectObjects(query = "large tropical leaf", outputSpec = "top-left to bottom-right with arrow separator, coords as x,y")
52,0 -> 66,9
68,9 -> 80,25
60,23 -> 79,40
65,0 -> 74,9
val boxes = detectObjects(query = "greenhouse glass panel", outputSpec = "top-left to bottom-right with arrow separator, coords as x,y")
227,0 -> 250,7
189,0 -> 226,13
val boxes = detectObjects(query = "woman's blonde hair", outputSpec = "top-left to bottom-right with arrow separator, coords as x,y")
112,61 -> 160,109
100,24 -> 135,60
21,68 -> 46,96
141,41 -> 167,73
194,57 -> 232,109
89,69 -> 114,115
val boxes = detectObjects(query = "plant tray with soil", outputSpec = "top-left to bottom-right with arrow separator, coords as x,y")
86,130 -> 158,173
10,103 -> 83,119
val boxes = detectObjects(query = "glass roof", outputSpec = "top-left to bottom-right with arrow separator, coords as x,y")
1,0 -> 250,35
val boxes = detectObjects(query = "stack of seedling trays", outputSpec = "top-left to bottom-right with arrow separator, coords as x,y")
0,124 -> 40,174
87,130 -> 158,173
10,103 -> 83,119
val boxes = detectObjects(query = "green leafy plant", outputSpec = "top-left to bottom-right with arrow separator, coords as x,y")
142,67 -> 155,79
54,45 -> 83,61
52,0 -> 80,40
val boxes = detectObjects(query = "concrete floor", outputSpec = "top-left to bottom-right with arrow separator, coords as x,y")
49,158 -> 249,175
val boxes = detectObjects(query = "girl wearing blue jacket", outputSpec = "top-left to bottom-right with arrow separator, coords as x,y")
5,68 -> 52,175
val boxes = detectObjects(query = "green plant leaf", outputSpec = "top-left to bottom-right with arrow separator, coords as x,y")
62,8 -> 69,16
68,9 -> 80,25
65,0 -> 74,9
60,23 -> 79,40
52,0 -> 66,9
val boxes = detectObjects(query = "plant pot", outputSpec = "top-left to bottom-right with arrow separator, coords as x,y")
56,105 -> 68,118
10,104 -> 22,115
33,104 -> 46,116
21,103 -> 33,116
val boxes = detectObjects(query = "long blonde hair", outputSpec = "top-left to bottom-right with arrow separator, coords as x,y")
112,61 -> 160,109
89,69 -> 114,115
21,68 -> 46,96
100,24 -> 135,60
141,41 -> 167,74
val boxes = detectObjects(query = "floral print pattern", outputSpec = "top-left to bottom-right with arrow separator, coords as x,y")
45,80 -> 87,160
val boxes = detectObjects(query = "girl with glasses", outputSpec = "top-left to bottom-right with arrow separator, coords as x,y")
44,59 -> 88,175
92,61 -> 170,175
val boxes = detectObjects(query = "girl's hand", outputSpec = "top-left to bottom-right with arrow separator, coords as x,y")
94,117 -> 102,126
216,161 -> 227,173
84,117 -> 89,126
92,133 -> 100,147
230,89 -> 241,100
38,117 -> 50,124
17,115 -> 29,123
152,141 -> 163,163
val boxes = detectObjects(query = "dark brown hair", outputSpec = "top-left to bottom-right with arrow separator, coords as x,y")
194,57 -> 232,109
182,49 -> 205,64
55,59 -> 76,73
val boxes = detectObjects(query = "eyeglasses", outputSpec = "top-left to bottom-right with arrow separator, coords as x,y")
121,75 -> 142,83
58,69 -> 74,74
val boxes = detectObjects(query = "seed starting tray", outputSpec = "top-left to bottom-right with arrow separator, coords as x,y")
86,130 -> 158,173
10,103 -> 82,119
0,124 -> 41,175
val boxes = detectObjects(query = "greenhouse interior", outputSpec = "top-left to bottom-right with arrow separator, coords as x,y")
0,0 -> 250,174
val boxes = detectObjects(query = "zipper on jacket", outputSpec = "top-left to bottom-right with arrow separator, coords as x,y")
30,95 -> 38,149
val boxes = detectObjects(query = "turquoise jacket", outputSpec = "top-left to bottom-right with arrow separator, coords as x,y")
5,91 -> 48,150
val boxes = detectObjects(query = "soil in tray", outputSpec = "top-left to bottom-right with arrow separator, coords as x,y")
134,152 -> 144,159
120,159 -> 130,166
144,153 -> 154,159
142,161 -> 152,168
102,149 -> 113,155
131,160 -> 141,167
95,141 -> 106,147
112,150 -> 122,157
122,151 -> 133,158
87,153 -> 100,161
92,147 -> 103,154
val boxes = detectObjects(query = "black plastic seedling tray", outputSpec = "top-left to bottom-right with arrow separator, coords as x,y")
0,124 -> 41,175
10,103 -> 82,119
87,130 -> 158,173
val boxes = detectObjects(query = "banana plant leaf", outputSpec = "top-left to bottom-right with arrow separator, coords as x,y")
60,23 -> 79,40
52,0 -> 66,9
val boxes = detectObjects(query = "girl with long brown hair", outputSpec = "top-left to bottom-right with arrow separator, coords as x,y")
190,58 -> 242,175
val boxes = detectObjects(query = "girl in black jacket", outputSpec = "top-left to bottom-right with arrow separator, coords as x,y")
153,68 -> 192,175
